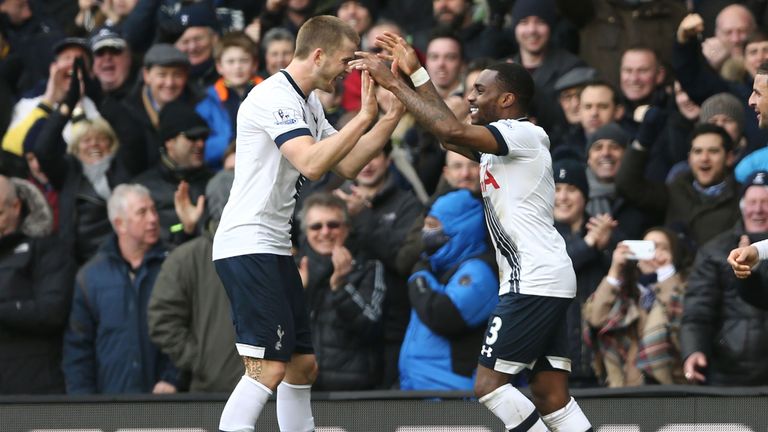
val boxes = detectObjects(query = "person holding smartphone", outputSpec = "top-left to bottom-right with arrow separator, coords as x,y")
584,228 -> 687,386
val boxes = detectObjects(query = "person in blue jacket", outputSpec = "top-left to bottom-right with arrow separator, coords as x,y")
399,189 -> 499,390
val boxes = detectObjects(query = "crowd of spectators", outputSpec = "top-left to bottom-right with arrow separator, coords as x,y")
2,0 -> 768,395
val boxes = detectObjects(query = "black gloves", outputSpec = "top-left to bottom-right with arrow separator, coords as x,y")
635,106 -> 668,149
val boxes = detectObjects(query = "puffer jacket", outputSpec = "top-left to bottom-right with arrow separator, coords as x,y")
0,178 -> 75,394
298,243 -> 387,391
63,235 -> 176,394
681,224 -> 768,386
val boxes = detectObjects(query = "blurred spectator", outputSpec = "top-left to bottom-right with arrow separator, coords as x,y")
674,13 -> 768,159
134,101 -> 212,245
32,112 -> 139,265
335,0 -> 375,41
99,43 -> 197,174
412,0 -> 511,60
557,81 -> 625,161
617,122 -> 740,250
89,28 -> 136,103
0,175 -> 75,394
334,143 -> 423,388
260,26 -> 295,78
619,46 -> 667,114
196,31 -> 263,171
295,192 -> 386,390
0,0 -> 65,97
584,228 -> 687,387
75,0 -> 139,33
395,150 -> 480,278
681,171 -> 768,386
549,66 -> 598,153
148,170 -> 242,392
703,4 -> 756,75
399,189 -> 497,390
259,0 -> 314,39
63,184 -> 177,394
509,0 -> 585,134
424,29 -> 464,100
586,122 -> 654,240
171,1 -> 221,89
3,38 -> 97,157
700,92 -> 746,161
557,0 -> 686,89
553,159 -> 613,388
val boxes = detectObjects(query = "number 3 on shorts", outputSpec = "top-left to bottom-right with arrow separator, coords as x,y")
485,316 -> 502,346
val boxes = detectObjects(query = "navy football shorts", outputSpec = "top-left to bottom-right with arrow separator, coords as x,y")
215,253 -> 313,362
477,291 -> 573,376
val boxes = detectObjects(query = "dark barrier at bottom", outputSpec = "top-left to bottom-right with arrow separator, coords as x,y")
2,386 -> 768,432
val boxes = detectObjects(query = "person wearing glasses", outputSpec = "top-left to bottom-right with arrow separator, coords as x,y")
293,192 -> 387,391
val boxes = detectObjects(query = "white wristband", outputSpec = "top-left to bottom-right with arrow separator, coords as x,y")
409,67 -> 430,87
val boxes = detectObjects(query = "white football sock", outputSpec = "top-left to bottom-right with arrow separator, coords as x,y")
479,384 -> 548,431
219,375 -> 272,432
277,381 -> 315,432
541,397 -> 592,432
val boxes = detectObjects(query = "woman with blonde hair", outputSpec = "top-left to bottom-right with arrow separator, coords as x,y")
31,113 -> 140,264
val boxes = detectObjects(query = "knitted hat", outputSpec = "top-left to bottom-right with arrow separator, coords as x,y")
587,122 -> 631,152
741,171 -> 768,198
699,92 -> 744,134
553,159 -> 589,199
512,0 -> 556,29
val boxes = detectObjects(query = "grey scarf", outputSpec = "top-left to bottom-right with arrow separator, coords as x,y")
82,154 -> 114,200
585,169 -> 615,216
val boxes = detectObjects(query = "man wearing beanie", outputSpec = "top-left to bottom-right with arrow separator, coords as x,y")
134,100 -> 212,246
584,122 -> 652,240
617,123 -> 740,249
553,158 -> 616,388
509,0 -> 585,136
700,92 -> 746,157
681,169 -> 768,386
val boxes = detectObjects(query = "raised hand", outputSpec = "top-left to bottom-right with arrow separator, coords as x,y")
727,235 -> 759,279
329,244 -> 353,290
351,52 -> 398,90
375,32 -> 421,76
359,70 -> 379,121
676,13 -> 704,44
174,180 -> 205,234
585,213 -> 617,250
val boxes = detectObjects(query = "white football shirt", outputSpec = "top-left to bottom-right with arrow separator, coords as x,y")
213,71 -> 336,260
479,119 -> 576,298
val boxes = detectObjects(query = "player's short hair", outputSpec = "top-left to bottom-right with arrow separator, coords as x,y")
486,62 -> 534,113
757,60 -> 768,76
294,15 -> 360,60
299,192 -> 350,232
213,31 -> 258,63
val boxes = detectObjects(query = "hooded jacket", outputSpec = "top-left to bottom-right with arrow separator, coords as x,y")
399,190 -> 498,390
0,177 -> 75,394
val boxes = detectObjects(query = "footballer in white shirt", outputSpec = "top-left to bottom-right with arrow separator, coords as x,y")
213,16 -> 405,432
352,33 -> 592,432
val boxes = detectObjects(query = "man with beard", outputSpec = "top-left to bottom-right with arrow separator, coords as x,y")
412,0 -> 511,61
212,16 -> 404,432
352,33 -> 592,432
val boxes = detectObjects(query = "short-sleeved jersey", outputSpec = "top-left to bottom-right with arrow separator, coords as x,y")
213,71 -> 336,260
480,119 -> 576,298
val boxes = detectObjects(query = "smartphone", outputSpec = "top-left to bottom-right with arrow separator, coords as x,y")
623,240 -> 655,260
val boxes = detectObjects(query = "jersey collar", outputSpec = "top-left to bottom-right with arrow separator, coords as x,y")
280,70 -> 308,100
